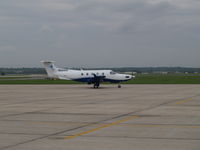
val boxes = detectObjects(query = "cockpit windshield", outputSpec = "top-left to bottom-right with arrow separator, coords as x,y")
110,71 -> 116,75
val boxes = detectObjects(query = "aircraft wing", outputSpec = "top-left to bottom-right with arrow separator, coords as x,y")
58,76 -> 70,80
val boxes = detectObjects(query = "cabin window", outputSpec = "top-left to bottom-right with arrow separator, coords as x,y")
96,72 -> 99,75
86,73 -> 88,76
125,76 -> 130,78
81,73 -> 84,76
102,73 -> 104,75
58,69 -> 67,71
110,71 -> 116,75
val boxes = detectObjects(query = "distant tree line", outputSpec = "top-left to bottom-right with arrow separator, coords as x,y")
110,67 -> 200,73
0,67 -> 200,75
0,68 -> 46,75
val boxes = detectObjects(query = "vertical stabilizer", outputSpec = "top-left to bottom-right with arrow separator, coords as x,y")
41,61 -> 58,78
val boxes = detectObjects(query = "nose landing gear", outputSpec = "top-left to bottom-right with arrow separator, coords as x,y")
118,84 -> 121,88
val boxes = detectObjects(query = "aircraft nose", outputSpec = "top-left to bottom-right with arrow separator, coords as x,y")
125,75 -> 133,79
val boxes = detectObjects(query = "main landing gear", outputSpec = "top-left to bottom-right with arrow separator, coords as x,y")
92,83 -> 122,89
93,83 -> 99,88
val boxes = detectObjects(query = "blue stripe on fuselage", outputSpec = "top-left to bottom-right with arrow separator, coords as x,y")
103,78 -> 129,83
73,77 -> 93,83
73,77 -> 129,83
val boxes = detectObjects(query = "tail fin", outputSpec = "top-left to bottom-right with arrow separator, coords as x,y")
41,61 -> 58,78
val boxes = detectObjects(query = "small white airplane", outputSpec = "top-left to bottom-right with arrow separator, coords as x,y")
41,61 -> 135,88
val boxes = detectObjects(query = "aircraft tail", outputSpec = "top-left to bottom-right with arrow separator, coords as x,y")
41,61 -> 58,78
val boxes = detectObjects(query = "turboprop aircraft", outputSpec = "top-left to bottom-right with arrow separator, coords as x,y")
41,61 -> 134,88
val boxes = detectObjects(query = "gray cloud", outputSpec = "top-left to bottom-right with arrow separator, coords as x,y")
0,0 -> 200,67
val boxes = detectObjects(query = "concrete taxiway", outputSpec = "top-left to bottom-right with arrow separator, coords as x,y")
0,85 -> 200,150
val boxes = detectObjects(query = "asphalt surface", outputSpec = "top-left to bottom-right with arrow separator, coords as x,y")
0,85 -> 200,150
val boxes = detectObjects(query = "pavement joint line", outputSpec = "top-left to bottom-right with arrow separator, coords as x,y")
0,107 -> 58,119
64,115 -> 139,140
0,123 -> 94,150
28,121 -> 200,129
77,135 -> 200,141
118,124 -> 200,128
31,121 -> 89,126
28,112 -> 112,116
0,132 -> 48,136
1,91 -> 199,149
175,98 -> 193,105
0,114 -> 138,149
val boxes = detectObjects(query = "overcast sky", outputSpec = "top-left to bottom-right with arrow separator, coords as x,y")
0,0 -> 200,68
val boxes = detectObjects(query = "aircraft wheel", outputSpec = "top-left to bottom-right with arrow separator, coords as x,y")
118,85 -> 121,88
94,85 -> 99,88
93,83 -> 99,88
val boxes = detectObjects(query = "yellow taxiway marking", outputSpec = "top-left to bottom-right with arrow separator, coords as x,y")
175,98 -> 193,105
64,115 -> 139,140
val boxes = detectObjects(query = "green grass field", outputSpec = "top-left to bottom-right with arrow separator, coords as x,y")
0,77 -> 32,79
0,74 -> 200,84
0,79 -> 79,84
123,74 -> 200,84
